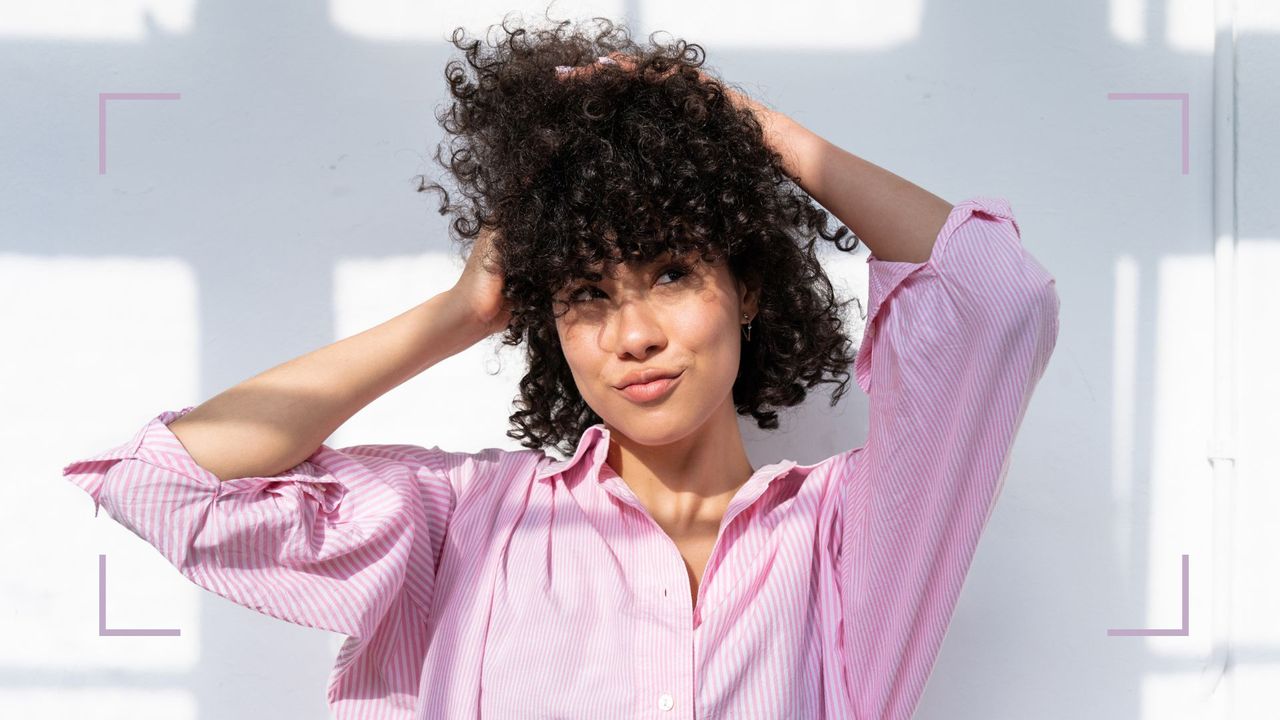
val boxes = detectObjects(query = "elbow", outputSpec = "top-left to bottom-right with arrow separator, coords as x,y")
1007,276 -> 1060,379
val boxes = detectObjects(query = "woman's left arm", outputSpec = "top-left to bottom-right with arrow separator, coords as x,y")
733,79 -> 1061,719
567,54 -> 951,263
731,96 -> 953,264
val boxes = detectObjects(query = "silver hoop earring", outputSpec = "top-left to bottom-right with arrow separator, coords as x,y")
741,312 -> 753,342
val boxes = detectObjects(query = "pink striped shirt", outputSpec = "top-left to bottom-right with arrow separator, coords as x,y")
62,196 -> 1059,719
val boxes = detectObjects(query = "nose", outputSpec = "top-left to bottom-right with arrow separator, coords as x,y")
605,297 -> 667,359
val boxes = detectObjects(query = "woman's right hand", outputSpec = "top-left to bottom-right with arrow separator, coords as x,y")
449,224 -> 513,337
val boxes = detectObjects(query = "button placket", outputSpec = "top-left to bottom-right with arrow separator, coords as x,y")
630,512 -> 695,719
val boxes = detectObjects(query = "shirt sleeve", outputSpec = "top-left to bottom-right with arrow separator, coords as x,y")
839,197 -> 1060,718
60,405 -> 468,640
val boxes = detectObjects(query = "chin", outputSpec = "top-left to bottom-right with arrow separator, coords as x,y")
604,406 -> 701,446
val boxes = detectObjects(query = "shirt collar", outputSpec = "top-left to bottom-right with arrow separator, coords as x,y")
534,422 -> 612,483
533,422 -> 803,487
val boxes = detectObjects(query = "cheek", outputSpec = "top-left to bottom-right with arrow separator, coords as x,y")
680,290 -> 739,345
555,324 -> 601,387
678,312 -> 731,350
670,302 -> 741,379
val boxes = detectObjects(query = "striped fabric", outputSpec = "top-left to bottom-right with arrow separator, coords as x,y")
62,196 -> 1059,719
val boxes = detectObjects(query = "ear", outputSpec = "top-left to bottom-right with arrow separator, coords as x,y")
736,275 -> 761,320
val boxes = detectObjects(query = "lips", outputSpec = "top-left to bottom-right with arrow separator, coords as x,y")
616,371 -> 683,402
614,368 -> 683,390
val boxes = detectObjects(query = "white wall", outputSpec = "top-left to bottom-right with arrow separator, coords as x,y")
2,1 -> 1276,718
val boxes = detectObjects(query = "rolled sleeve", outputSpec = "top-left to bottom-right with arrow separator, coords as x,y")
840,197 -> 1060,718
61,405 -> 456,639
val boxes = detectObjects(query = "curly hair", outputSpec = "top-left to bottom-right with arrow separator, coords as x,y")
415,12 -> 865,456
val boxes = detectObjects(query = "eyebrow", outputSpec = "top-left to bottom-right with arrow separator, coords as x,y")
581,252 -> 683,280
555,251 -> 703,300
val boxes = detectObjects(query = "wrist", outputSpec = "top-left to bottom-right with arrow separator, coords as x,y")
439,287 -> 506,340
762,110 -> 823,187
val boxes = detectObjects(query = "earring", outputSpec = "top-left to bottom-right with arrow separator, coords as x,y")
741,312 -> 753,342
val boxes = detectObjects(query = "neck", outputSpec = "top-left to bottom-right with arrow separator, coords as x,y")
604,397 -> 755,533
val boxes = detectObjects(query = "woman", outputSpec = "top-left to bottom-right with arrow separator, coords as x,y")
63,16 -> 1059,720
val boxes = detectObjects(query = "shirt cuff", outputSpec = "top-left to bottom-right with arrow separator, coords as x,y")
62,405 -> 348,518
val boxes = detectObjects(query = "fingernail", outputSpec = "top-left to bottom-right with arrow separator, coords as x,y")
597,56 -> 618,65
554,66 -> 572,75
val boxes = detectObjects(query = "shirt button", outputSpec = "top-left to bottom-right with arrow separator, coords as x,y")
658,693 -> 674,711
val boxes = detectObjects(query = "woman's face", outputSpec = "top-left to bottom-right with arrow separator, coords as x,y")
553,249 -> 758,446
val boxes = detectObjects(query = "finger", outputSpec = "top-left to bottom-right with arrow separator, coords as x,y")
553,60 -> 605,80
553,54 -> 632,81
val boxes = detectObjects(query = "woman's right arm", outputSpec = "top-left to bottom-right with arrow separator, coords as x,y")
167,287 -> 490,483
60,227 -> 519,641
168,225 -> 512,483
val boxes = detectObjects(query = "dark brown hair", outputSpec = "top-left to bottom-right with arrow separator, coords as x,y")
416,13 -> 864,455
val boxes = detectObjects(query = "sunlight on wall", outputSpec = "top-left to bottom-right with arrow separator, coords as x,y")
1164,0 -> 1214,53
1110,0 -> 1146,45
1234,236 -> 1280,715
329,0 -> 922,49
641,0 -> 922,50
1109,251 -> 1227,720
0,255 -> 200,711
1110,255 -> 1138,573
0,0 -> 195,40
0,688 -> 195,719
1241,0 -> 1280,28
0,0 -> 1244,56
3,0 -> 1265,52
332,251 -> 532,455
1138,253 -> 1215,720
330,0 -> 623,42
1110,0 -> 1214,53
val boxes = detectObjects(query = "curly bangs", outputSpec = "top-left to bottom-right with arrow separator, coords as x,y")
415,12 -> 865,456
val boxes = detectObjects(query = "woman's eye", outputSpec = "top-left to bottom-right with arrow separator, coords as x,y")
568,286 -> 602,304
566,265 -> 690,304
658,265 -> 690,284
